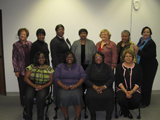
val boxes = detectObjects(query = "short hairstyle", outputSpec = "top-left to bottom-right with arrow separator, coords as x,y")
99,29 -> 111,39
55,24 -> 65,31
78,28 -> 88,35
64,51 -> 77,64
33,52 -> 48,66
121,30 -> 130,40
17,28 -> 29,37
141,26 -> 152,35
36,28 -> 46,36
122,50 -> 135,62
92,51 -> 105,64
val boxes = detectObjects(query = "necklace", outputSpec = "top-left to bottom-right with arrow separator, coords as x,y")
95,63 -> 103,72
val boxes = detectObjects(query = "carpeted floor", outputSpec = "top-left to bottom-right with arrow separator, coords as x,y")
0,93 -> 160,120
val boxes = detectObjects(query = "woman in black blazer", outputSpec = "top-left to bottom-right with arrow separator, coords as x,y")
133,26 -> 158,108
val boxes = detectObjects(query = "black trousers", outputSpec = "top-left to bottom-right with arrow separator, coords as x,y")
17,74 -> 26,106
141,66 -> 158,106
117,91 -> 141,116
25,85 -> 49,120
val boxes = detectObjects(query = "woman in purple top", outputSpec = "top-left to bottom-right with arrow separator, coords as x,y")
54,51 -> 86,120
12,28 -> 32,106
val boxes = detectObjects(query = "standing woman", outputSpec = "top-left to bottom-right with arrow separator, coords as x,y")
12,28 -> 32,106
30,28 -> 49,64
50,24 -> 71,69
71,28 -> 97,70
117,30 -> 137,64
133,26 -> 158,108
96,29 -> 117,70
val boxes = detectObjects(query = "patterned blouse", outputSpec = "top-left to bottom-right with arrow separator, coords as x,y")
26,64 -> 54,85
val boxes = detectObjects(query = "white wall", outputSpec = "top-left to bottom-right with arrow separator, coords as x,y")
0,0 -> 159,92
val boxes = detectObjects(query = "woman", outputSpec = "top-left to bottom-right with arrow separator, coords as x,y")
115,50 -> 143,119
50,24 -> 71,69
54,51 -> 86,120
85,51 -> 115,120
71,28 -> 97,70
30,28 -> 49,64
12,28 -> 32,106
96,29 -> 117,70
24,52 -> 54,120
117,30 -> 137,64
133,26 -> 158,108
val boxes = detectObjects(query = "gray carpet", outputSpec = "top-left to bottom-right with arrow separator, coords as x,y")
0,93 -> 160,120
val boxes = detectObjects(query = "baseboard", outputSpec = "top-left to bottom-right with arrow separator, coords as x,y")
6,90 -> 160,96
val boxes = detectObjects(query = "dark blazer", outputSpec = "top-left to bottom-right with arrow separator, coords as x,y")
12,40 -> 32,76
50,35 -> 71,69
115,63 -> 143,92
30,40 -> 49,64
137,38 -> 158,69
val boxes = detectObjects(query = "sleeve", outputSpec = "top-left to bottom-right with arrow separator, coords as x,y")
26,64 -> 33,71
12,43 -> 19,72
78,64 -> 86,81
53,64 -> 61,83
111,42 -> 118,67
71,41 -> 76,54
137,40 -> 157,58
50,40 -> 59,69
115,65 -> 122,87
84,65 -> 94,87
30,43 -> 37,64
47,66 -> 54,74
135,65 -> 143,87
104,65 -> 115,87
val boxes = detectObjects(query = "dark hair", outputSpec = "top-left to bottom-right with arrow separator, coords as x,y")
64,51 -> 77,64
36,28 -> 46,36
55,24 -> 65,31
92,51 -> 105,64
78,28 -> 88,35
141,26 -> 152,35
33,52 -> 48,66
17,28 -> 29,37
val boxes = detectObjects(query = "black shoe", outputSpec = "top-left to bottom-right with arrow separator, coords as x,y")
124,112 -> 133,119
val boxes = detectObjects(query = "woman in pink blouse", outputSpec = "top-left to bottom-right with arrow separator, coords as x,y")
96,29 -> 117,70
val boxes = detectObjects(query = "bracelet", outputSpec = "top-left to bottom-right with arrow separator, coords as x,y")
104,85 -> 107,89
132,89 -> 136,92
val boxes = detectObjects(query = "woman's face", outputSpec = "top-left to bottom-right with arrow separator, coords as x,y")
142,28 -> 151,40
80,32 -> 87,40
95,53 -> 103,64
56,27 -> 64,37
101,32 -> 109,41
38,54 -> 45,65
37,33 -> 45,42
66,53 -> 74,65
122,32 -> 129,43
124,53 -> 133,63
19,30 -> 27,41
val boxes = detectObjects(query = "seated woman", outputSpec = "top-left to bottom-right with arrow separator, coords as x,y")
53,51 -> 86,120
85,51 -> 115,120
115,50 -> 143,119
24,52 -> 54,120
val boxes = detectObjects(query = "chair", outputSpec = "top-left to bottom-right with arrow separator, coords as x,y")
53,85 -> 88,120
114,85 -> 141,119
23,85 -> 53,120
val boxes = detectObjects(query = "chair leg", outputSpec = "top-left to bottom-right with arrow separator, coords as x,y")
53,106 -> 59,119
137,106 -> 141,119
84,106 -> 88,119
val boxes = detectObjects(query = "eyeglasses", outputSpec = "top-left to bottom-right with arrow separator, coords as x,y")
95,56 -> 102,59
